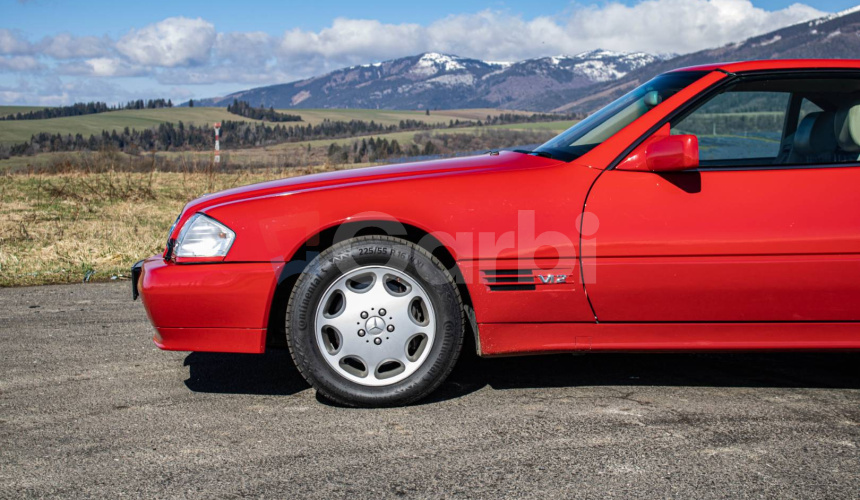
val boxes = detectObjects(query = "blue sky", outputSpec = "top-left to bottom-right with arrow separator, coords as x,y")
5,0 -> 858,37
0,0 -> 855,105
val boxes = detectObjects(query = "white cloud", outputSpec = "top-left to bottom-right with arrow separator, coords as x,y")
558,0 -> 826,56
0,89 -> 67,106
84,58 -> 129,77
0,1 -> 836,104
280,18 -> 425,63
273,0 -> 826,66
215,31 -> 275,66
0,77 -> 130,106
156,64 -> 290,85
39,33 -> 112,59
85,57 -> 147,77
0,55 -> 42,72
116,16 -> 216,67
0,29 -> 34,55
1,30 -> 113,60
57,57 -> 149,78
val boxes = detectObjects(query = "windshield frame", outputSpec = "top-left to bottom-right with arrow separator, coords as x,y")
534,71 -> 710,162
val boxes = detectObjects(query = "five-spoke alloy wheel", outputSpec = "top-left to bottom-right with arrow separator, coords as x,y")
287,236 -> 464,407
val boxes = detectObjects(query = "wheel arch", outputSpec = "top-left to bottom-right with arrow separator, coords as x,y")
265,220 -> 479,354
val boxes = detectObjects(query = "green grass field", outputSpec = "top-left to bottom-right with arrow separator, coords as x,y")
0,106 -> 530,145
0,107 -> 259,144
0,120 -> 574,172
0,106 -> 49,118
0,105 -> 573,172
272,108 -> 515,126
493,120 -> 577,131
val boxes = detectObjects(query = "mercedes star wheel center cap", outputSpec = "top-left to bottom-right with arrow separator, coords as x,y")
365,316 -> 386,335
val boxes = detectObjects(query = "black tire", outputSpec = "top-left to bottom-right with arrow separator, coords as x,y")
286,236 -> 464,407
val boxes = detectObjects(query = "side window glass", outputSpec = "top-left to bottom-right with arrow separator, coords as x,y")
799,98 -> 823,122
672,91 -> 788,165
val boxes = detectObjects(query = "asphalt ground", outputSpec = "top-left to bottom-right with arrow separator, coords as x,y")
1,282 -> 858,498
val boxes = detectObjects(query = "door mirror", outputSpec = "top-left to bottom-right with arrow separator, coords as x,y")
644,134 -> 699,172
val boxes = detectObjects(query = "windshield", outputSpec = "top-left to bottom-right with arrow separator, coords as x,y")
534,71 -> 709,162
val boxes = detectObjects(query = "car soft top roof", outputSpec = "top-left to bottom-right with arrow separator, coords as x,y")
671,59 -> 860,75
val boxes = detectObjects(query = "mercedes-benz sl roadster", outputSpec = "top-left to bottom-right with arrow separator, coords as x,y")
134,59 -> 860,406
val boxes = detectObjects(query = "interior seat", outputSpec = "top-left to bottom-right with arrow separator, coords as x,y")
834,102 -> 860,161
787,111 -> 837,164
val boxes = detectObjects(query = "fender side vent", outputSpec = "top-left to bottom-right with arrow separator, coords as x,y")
482,269 -> 536,291
485,276 -> 533,283
488,284 -> 536,291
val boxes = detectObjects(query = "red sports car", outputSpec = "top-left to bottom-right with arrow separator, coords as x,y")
134,59 -> 860,406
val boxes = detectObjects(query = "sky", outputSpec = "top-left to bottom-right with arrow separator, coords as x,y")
0,0 -> 856,105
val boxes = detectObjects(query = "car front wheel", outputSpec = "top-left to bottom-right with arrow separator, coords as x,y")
286,236 -> 464,407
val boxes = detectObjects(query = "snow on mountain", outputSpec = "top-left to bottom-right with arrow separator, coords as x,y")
539,7 -> 860,114
195,50 -> 663,111
412,53 -> 468,74
813,4 -> 860,25
193,7 -> 860,113
539,50 -> 659,81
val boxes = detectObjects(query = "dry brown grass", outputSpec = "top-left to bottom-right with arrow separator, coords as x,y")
0,123 -> 572,286
0,162 -> 340,286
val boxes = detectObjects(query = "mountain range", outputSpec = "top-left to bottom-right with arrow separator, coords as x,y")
195,6 -> 860,113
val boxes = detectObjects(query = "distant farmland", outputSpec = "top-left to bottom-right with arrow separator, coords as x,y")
0,106 -> 47,118
0,107 -> 256,145
0,106 -> 530,145
0,105 -> 576,173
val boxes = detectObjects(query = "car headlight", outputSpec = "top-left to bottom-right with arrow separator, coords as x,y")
174,214 -> 235,258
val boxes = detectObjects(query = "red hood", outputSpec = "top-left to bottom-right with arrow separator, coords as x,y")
163,150 -> 565,257
181,150 -> 560,215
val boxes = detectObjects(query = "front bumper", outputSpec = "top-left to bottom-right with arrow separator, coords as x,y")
133,257 -> 285,354
131,260 -> 144,300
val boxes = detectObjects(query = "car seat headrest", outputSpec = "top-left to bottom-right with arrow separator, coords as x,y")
794,111 -> 837,156
834,103 -> 860,153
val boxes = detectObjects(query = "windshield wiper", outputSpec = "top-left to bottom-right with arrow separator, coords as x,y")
513,149 -> 554,159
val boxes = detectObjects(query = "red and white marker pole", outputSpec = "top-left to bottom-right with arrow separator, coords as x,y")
213,122 -> 221,164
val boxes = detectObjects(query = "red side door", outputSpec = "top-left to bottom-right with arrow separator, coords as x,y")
584,72 -> 860,322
